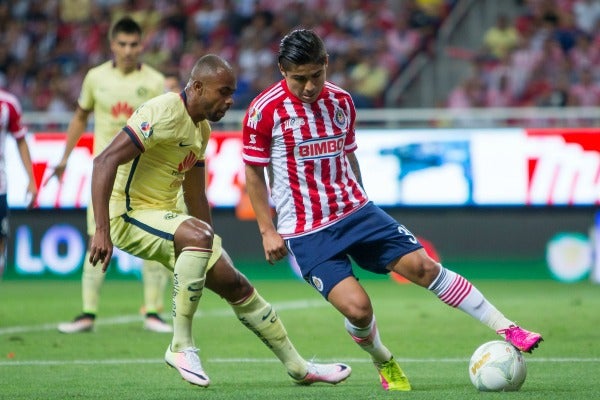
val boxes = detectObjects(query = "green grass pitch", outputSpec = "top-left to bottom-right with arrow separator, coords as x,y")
1,278 -> 598,399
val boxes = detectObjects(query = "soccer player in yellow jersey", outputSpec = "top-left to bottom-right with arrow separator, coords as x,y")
88,54 -> 351,388
51,16 -> 172,333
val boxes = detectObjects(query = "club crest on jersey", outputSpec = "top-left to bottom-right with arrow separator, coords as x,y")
137,87 -> 148,97
296,134 -> 344,160
140,121 -> 153,138
283,117 -> 305,131
311,276 -> 324,292
333,107 -> 347,129
247,107 -> 261,124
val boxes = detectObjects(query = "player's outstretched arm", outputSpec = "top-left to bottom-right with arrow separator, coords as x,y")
45,107 -> 91,185
89,130 -> 141,271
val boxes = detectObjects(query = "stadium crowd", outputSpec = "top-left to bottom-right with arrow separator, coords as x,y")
447,0 -> 600,110
0,0 -> 455,114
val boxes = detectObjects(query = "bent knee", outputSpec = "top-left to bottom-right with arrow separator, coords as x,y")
175,219 -> 214,251
335,301 -> 373,327
392,249 -> 440,286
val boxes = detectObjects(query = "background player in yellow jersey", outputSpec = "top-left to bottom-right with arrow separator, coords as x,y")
88,54 -> 351,388
51,16 -> 172,333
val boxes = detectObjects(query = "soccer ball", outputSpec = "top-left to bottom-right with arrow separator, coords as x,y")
468,340 -> 527,391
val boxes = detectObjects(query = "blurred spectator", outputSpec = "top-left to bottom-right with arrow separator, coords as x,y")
59,0 -> 92,23
572,0 -> 600,34
189,0 -> 225,44
568,67 -> 600,105
552,10 -> 583,54
164,72 -> 181,93
569,33 -> 600,72
447,76 -> 486,108
537,37 -> 569,83
485,74 -> 516,107
482,14 -> 521,61
1,0 -> 456,116
385,12 -> 422,70
506,36 -> 543,99
348,48 -> 390,108
542,73 -> 571,107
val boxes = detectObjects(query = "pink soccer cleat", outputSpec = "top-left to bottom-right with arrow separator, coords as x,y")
292,362 -> 351,385
144,314 -> 173,333
497,325 -> 543,353
57,313 -> 95,333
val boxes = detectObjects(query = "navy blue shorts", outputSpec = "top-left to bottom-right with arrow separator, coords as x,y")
286,202 -> 422,299
0,194 -> 7,238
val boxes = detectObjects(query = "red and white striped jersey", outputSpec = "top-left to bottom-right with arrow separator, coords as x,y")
0,89 -> 28,195
242,79 -> 368,237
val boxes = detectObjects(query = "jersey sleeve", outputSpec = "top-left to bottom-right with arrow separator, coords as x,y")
344,95 -> 358,153
242,105 -> 272,166
78,71 -> 95,111
123,100 -> 170,152
5,100 -> 27,139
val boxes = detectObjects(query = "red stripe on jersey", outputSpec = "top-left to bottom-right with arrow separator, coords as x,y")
243,80 -> 368,236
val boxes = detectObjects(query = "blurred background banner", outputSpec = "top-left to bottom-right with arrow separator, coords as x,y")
7,127 -> 600,209
6,128 -> 597,280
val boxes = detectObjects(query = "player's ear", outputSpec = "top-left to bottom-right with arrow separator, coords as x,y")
192,79 -> 205,96
278,63 -> 286,77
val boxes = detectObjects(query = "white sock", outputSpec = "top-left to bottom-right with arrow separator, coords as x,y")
428,267 -> 513,331
231,289 -> 307,378
142,259 -> 169,314
82,251 -> 105,314
345,316 -> 392,363
171,248 -> 211,351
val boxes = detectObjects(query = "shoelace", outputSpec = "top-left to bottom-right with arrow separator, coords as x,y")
307,362 -> 338,376
183,347 -> 203,370
381,360 -> 403,381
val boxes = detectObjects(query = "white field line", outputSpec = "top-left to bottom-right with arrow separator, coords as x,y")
0,299 -> 327,335
1,357 -> 599,367
1,298 -> 599,367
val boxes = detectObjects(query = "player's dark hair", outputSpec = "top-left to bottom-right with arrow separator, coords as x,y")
110,16 -> 142,40
278,29 -> 327,70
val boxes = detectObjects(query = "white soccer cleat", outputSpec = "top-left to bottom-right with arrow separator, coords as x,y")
57,313 -> 95,333
165,346 -> 210,387
144,314 -> 173,333
292,362 -> 352,385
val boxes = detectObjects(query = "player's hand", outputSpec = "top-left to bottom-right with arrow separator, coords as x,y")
89,229 -> 113,272
43,162 -> 67,187
261,230 -> 287,265
25,181 -> 38,209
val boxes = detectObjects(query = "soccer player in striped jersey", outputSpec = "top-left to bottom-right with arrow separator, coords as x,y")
88,54 -> 351,388
242,29 -> 543,392
51,16 -> 172,334
0,88 -> 37,278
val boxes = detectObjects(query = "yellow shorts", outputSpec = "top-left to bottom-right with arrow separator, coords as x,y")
109,209 -> 222,271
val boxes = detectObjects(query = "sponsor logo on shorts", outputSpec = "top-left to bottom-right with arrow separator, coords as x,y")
311,276 -> 324,292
